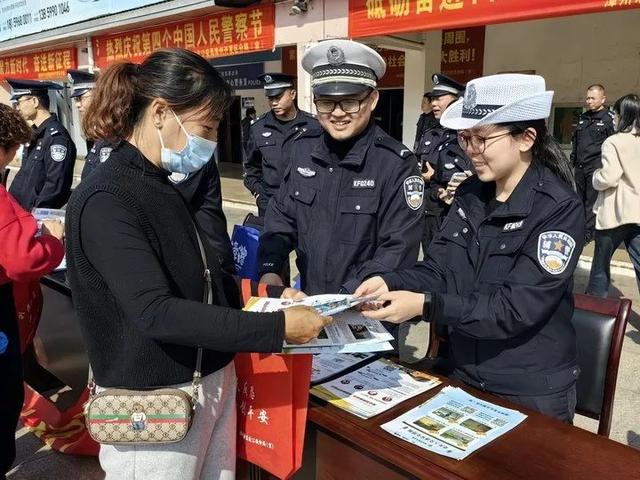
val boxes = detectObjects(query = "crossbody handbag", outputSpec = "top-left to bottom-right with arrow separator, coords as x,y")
84,226 -> 213,445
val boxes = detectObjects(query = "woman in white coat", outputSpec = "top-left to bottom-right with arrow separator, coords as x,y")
586,94 -> 640,297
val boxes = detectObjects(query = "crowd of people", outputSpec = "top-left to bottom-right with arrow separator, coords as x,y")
0,37 -> 639,479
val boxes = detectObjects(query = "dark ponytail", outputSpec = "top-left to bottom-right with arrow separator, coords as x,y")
83,48 -> 233,141
500,120 -> 576,190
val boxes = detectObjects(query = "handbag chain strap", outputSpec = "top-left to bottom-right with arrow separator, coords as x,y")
88,223 -> 212,413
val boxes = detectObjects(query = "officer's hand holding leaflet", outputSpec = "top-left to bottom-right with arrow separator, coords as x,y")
281,287 -> 307,300
284,306 -> 333,344
359,291 -> 425,324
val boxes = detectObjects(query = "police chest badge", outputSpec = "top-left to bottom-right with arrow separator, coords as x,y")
537,231 -> 576,275
297,167 -> 316,178
99,147 -> 112,163
403,176 -> 424,211
50,145 -> 67,162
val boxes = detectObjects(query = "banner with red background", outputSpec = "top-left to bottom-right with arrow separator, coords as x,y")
349,0 -> 640,38
0,48 -> 77,80
440,26 -> 485,83
92,4 -> 274,69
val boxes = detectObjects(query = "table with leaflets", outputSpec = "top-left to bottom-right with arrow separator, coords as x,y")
305,358 -> 640,480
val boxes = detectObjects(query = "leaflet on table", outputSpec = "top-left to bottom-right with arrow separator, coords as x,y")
245,294 -> 378,316
32,208 -> 66,271
380,386 -> 527,460
310,358 -> 442,419
311,353 -> 377,384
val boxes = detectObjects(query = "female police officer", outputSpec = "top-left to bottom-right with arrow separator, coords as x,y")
356,74 -> 583,423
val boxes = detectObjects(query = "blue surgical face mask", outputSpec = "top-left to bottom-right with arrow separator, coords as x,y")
157,111 -> 217,174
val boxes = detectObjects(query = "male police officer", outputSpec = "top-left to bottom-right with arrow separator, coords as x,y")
243,73 -> 319,217
257,40 -> 424,295
416,74 -> 472,251
8,79 -> 76,211
571,84 -> 615,243
67,69 -> 114,180
413,92 -> 437,152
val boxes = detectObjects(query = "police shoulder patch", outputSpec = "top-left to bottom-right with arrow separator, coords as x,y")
537,231 -> 576,275
50,144 -> 67,162
99,147 -> 113,163
403,176 -> 424,210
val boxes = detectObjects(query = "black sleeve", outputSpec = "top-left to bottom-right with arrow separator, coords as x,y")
80,192 -> 285,353
35,134 -> 76,208
243,127 -> 264,199
191,161 -> 236,273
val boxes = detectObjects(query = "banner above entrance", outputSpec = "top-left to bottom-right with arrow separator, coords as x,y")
349,0 -> 640,38
0,47 -> 77,80
92,4 -> 275,69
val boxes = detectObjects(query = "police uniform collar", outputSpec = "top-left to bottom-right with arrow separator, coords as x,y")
312,121 -> 375,167
33,113 -> 58,135
264,109 -> 306,128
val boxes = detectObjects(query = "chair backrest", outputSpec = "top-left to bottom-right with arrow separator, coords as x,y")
427,293 -> 631,437
572,293 -> 631,437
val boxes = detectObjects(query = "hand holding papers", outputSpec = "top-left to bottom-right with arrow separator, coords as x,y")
32,208 -> 66,271
311,359 -> 442,418
381,386 -> 527,460
245,295 -> 394,354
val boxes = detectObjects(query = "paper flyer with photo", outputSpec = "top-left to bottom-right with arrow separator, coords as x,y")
381,386 -> 527,460
245,297 -> 393,354
311,358 -> 442,419
245,294 -> 377,317
311,352 -> 376,384
32,208 -> 66,271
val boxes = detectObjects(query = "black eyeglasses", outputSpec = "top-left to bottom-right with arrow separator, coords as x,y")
457,130 -> 514,153
314,91 -> 372,114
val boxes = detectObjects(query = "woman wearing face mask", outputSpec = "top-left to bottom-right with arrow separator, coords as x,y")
356,74 -> 584,423
65,49 -> 330,479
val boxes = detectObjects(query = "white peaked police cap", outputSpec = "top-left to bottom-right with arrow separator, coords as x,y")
440,74 -> 554,130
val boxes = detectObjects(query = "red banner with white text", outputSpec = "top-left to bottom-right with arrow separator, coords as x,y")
92,4 -> 275,69
349,0 -> 640,38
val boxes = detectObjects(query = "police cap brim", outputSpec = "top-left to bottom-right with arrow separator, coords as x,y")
312,82 -> 371,97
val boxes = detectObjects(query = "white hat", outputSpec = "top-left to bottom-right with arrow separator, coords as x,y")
302,39 -> 386,96
440,74 -> 554,130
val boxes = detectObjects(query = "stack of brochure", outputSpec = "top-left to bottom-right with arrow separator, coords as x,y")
310,358 -> 442,419
311,352 -> 376,384
381,386 -> 527,460
245,295 -> 394,354
32,208 -> 66,271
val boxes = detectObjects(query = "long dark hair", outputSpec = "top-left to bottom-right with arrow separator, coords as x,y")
498,119 -> 575,190
83,48 -> 233,141
613,94 -> 640,136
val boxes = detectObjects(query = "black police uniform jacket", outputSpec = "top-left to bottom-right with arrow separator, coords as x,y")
243,110 -> 319,213
78,139 -> 235,272
81,139 -> 114,180
10,114 -> 76,211
416,123 -> 473,216
570,109 -> 615,170
258,121 -> 424,295
383,162 -> 584,396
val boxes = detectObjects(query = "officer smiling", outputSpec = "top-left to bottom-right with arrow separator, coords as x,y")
8,78 -> 77,211
258,39 -> 424,295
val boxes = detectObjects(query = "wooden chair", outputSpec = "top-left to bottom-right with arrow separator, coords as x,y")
426,293 -> 632,437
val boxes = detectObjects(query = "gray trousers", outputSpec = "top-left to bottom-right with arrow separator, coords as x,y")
98,362 -> 237,480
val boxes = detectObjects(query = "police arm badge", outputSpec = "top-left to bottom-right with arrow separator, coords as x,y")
537,231 -> 576,275
403,176 -> 424,210
50,144 -> 68,162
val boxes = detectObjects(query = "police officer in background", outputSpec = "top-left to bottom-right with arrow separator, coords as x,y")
413,91 -> 437,152
67,69 -> 115,180
571,84 -> 615,243
8,79 -> 76,211
243,73 -> 319,217
258,40 -> 424,295
416,74 -> 473,251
